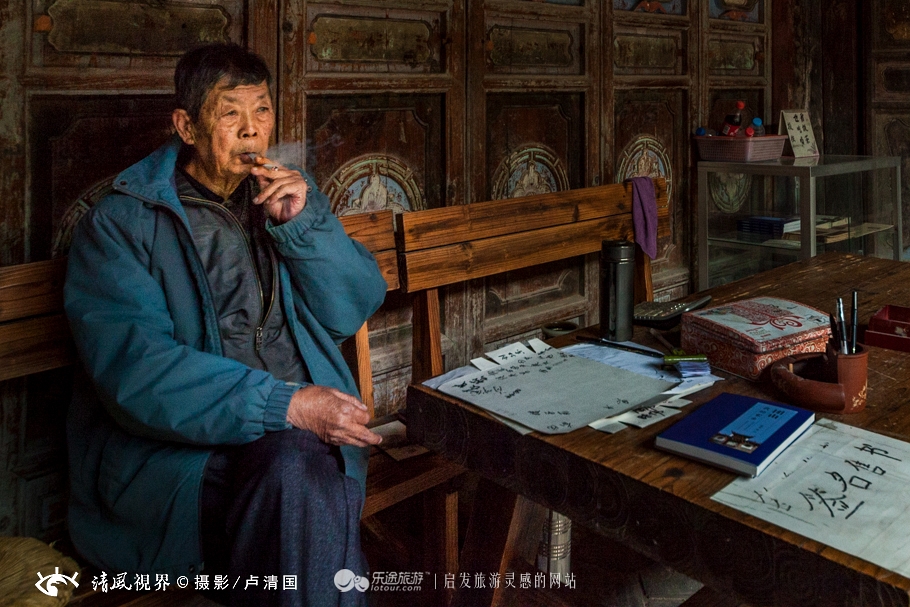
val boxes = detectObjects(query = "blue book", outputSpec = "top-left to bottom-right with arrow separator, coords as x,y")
654,392 -> 815,477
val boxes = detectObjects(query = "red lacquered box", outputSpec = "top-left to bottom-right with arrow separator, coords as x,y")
681,297 -> 831,380
864,305 -> 910,353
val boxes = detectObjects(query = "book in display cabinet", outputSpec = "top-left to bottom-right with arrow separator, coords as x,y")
697,155 -> 902,290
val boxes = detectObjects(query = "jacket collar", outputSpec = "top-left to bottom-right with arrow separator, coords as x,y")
113,134 -> 189,224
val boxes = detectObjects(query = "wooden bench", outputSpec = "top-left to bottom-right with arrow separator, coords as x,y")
396,178 -> 668,606
0,209 -> 461,606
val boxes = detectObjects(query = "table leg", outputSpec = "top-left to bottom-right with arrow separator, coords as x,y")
452,477 -> 518,607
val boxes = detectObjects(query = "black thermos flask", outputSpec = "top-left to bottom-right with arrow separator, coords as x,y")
600,240 -> 634,342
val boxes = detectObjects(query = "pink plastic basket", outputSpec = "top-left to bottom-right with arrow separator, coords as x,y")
695,135 -> 787,162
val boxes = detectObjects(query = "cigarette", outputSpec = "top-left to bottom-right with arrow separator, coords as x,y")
240,152 -> 280,170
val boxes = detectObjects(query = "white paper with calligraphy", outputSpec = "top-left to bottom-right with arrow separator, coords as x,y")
713,419 -> 910,577
779,109 -> 819,157
437,349 -> 676,434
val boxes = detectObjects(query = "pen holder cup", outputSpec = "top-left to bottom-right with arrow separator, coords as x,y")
769,342 -> 868,414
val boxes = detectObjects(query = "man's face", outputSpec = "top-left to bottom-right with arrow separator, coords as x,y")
177,78 -> 274,188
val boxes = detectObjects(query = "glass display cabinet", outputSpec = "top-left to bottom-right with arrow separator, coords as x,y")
697,155 -> 902,290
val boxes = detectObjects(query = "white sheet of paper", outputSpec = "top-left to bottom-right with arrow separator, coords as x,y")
561,343 -> 679,383
528,338 -> 553,353
589,418 -> 629,434
471,357 -> 500,371
562,343 -> 725,387
713,419 -> 910,578
437,348 -> 676,434
486,342 -> 535,365
657,397 -> 692,409
611,404 -> 682,428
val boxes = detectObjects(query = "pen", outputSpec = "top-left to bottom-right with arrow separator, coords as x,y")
850,290 -> 858,354
829,313 -> 839,349
574,335 -> 664,359
836,298 -> 848,355
575,335 -> 708,363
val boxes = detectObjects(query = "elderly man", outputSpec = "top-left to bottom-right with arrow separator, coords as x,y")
64,43 -> 385,606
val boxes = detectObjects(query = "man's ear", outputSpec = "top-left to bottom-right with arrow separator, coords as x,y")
172,109 -> 196,145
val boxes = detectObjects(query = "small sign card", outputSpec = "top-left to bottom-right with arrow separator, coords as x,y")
779,109 -> 819,157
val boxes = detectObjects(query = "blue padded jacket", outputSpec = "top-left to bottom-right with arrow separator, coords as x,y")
64,135 -> 387,579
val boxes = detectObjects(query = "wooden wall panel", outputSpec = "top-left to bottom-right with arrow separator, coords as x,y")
307,94 -> 444,215
868,0 -> 910,255
484,93 -> 583,199
26,0 -> 245,90
1,0 -> 265,545
871,112 -> 910,247
465,1 -> 599,359
284,1 -> 466,417
613,26 -> 688,76
484,18 -> 584,76
27,95 -> 173,260
613,90 -> 688,297
304,5 -> 447,74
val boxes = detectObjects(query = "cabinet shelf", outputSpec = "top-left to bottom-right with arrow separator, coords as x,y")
698,155 -> 902,290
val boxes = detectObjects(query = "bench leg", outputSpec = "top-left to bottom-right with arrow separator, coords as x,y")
451,477 -> 517,607
423,484 -> 459,606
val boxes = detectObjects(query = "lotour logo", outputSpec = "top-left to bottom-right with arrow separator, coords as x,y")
35,567 -> 80,596
334,569 -> 369,593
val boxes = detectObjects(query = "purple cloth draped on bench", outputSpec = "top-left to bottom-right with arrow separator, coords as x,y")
626,176 -> 658,259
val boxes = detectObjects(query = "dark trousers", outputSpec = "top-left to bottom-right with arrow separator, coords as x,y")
201,429 -> 368,607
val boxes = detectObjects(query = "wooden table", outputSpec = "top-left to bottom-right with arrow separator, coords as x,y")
406,253 -> 910,607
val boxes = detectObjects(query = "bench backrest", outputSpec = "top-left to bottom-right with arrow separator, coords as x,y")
0,211 -> 399,418
0,257 -> 74,382
336,211 -> 398,416
395,179 -> 669,381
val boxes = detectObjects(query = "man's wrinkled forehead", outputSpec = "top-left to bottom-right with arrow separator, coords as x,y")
203,78 -> 272,108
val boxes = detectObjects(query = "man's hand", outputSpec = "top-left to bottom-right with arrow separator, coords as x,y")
286,385 -> 382,448
251,157 -> 310,224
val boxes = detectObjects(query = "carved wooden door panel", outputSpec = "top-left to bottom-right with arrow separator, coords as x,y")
279,1 -> 465,416
867,0 -> 910,252
0,0 -> 262,541
462,1 -> 600,361
699,0 -> 772,287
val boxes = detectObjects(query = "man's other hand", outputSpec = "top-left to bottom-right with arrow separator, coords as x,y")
251,158 -> 309,224
286,385 -> 381,448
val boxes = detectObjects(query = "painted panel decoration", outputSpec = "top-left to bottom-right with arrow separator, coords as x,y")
708,39 -> 758,73
485,93 -> 583,199
614,32 -> 682,75
308,15 -> 438,72
705,94 -> 763,214
484,94 -> 586,337
616,135 -> 674,203
709,0 -> 761,22
489,26 -> 572,67
708,173 -> 753,213
307,96 -> 443,212
613,0 -> 686,16
877,0 -> 910,48
53,179 -> 116,257
46,0 -> 229,55
490,145 -> 570,200
614,92 -> 685,269
28,95 -> 174,261
325,155 -> 425,216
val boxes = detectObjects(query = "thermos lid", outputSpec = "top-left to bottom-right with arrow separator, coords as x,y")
601,240 -> 635,262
